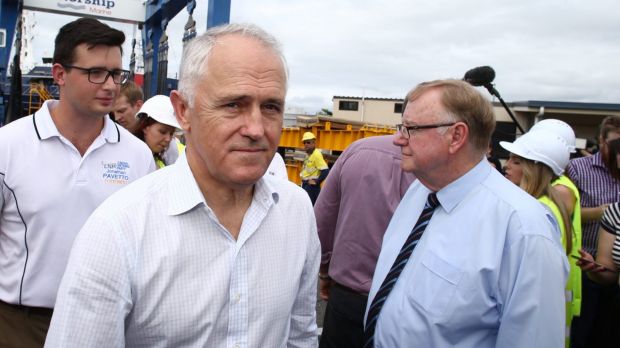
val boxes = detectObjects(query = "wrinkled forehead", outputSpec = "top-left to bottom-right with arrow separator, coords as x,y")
402,90 -> 445,124
211,35 -> 287,75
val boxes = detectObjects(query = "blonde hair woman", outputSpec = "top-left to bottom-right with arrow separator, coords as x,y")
501,129 -> 578,347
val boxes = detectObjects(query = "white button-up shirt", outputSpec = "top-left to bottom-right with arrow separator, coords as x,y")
45,153 -> 320,348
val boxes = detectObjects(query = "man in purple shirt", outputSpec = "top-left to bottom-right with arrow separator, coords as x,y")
567,115 -> 620,348
315,134 -> 416,348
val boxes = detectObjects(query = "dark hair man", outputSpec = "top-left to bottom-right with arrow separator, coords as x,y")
0,18 -> 154,347
567,115 -> 620,348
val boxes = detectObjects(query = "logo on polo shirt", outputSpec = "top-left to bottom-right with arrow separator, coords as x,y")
102,161 -> 130,185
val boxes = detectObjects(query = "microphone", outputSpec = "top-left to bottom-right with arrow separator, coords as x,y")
463,66 -> 495,87
462,65 -> 524,133
463,66 -> 501,98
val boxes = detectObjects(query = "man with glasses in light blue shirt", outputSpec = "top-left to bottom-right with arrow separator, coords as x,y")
363,79 -> 568,348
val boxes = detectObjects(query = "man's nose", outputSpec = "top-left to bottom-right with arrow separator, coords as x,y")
241,105 -> 265,139
393,132 -> 408,146
102,74 -> 117,90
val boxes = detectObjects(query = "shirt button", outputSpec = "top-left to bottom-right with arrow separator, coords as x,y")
233,344 -> 240,348
233,294 -> 241,303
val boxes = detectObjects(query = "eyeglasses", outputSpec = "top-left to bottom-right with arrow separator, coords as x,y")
396,122 -> 456,138
63,65 -> 130,85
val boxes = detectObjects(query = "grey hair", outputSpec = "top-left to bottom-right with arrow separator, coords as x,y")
177,23 -> 289,108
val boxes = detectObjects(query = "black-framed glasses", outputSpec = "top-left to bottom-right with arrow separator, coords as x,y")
63,64 -> 130,85
396,122 -> 456,138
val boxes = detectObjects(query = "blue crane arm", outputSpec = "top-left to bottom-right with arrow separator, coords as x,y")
142,0 -> 230,98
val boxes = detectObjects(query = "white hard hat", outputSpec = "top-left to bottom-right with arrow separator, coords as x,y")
499,129 -> 570,176
136,95 -> 180,129
530,119 -> 576,153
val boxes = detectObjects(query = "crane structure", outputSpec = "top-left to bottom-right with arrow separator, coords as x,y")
0,0 -> 231,124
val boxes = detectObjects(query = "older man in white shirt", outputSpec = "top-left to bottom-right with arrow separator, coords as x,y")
45,23 -> 320,348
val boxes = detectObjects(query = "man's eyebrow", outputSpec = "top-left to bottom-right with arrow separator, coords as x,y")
217,95 -> 285,105
263,98 -> 285,105
78,66 -> 106,70
219,94 -> 248,103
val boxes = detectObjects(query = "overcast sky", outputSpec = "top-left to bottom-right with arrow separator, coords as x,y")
22,0 -> 620,114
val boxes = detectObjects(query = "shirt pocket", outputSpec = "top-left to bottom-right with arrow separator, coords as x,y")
407,250 -> 464,318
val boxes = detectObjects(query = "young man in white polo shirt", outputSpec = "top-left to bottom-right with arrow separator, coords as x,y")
0,18 -> 154,347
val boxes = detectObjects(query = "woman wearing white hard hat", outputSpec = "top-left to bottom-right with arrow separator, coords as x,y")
132,95 -> 184,169
530,120 -> 585,327
531,118 -> 577,154
501,129 -> 581,347
531,119 -> 583,258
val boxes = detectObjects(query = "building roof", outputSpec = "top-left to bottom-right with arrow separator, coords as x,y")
509,100 -> 620,112
332,96 -> 620,111
333,96 -> 403,102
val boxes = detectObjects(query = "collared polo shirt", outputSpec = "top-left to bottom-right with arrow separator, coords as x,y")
0,100 -> 155,308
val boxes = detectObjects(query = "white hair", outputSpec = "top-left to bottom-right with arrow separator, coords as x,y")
177,23 -> 289,108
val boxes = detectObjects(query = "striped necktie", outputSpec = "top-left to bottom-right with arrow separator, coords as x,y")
362,193 -> 440,348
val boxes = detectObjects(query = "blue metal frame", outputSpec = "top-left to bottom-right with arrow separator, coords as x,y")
0,0 -> 231,123
207,0 -> 231,28
0,0 -> 21,124
142,0 -> 231,98
0,0 -> 20,81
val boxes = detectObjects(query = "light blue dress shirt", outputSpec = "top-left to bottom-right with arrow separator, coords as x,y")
366,159 -> 569,348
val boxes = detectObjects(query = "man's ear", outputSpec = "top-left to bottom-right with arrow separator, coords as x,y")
170,90 -> 191,133
134,99 -> 144,109
448,122 -> 469,154
52,63 -> 66,86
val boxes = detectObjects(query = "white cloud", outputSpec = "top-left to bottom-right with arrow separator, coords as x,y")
23,0 -> 620,113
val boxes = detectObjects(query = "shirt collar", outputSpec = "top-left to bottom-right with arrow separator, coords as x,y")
167,152 -> 207,215
592,152 -> 606,168
33,100 -> 120,143
434,158 -> 492,213
254,175 -> 281,208
167,153 -> 280,216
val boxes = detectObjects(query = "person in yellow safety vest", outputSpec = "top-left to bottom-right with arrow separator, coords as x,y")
300,131 -> 329,205
132,95 -> 184,169
501,128 -> 580,348
531,119 -> 583,322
